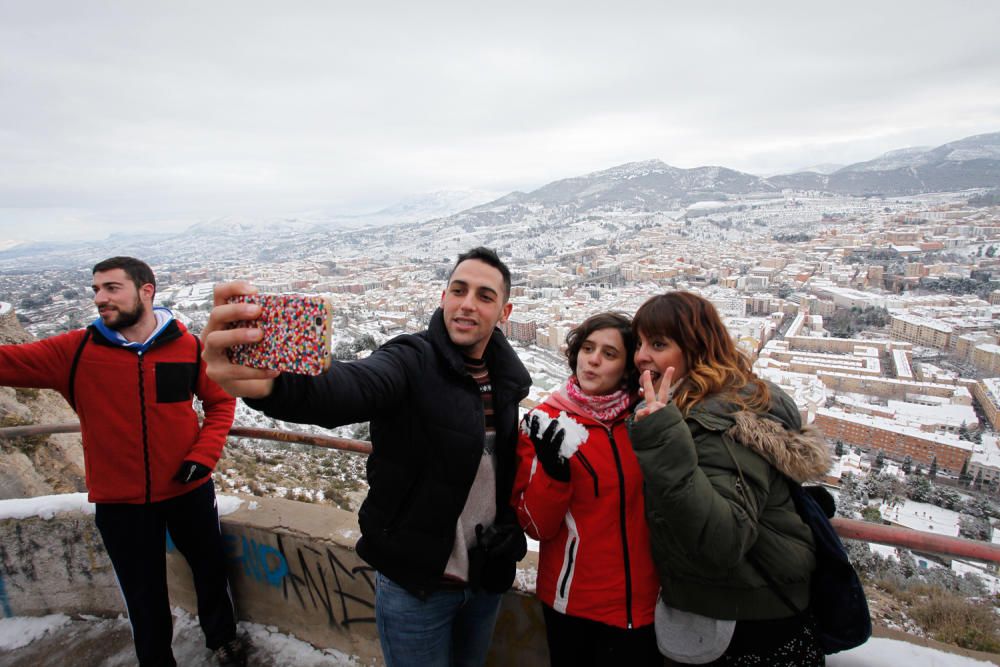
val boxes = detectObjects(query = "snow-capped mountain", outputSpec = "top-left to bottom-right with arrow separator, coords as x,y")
768,132 -> 1000,196
791,163 -> 845,175
458,159 -> 774,217
360,190 -> 499,225
180,191 -> 499,234
825,132 -> 1000,195
3,131 -> 998,269
839,146 -> 935,173
455,131 -> 1000,223
184,216 -> 326,236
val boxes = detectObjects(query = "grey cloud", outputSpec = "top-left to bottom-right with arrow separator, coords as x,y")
1,0 -> 999,240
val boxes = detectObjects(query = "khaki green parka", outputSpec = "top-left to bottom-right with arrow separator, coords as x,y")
628,382 -> 831,621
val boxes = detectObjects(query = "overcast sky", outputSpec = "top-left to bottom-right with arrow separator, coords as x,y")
2,1 -> 999,243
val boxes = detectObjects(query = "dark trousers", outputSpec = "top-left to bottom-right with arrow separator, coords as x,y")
541,604 -> 662,667
95,480 -> 237,667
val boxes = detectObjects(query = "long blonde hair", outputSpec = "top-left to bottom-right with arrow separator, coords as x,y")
632,292 -> 770,414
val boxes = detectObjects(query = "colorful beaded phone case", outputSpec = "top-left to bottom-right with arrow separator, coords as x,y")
226,294 -> 333,375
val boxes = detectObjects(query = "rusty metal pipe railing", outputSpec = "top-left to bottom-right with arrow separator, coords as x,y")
0,422 -> 372,455
832,517 -> 1000,564
0,423 -> 83,437
3,423 -> 999,564
227,426 -> 372,455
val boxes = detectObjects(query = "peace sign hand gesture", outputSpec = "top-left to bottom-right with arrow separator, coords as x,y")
634,366 -> 675,422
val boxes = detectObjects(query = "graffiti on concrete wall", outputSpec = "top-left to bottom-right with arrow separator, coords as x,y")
1,523 -> 41,583
0,572 -> 11,617
229,534 -> 288,587
225,529 -> 376,627
0,517 -> 113,619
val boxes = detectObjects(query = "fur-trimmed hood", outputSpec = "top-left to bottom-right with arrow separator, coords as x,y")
690,382 -> 831,483
728,412 -> 830,483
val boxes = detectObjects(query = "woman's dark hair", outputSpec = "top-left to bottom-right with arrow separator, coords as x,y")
632,292 -> 769,413
564,311 -> 637,392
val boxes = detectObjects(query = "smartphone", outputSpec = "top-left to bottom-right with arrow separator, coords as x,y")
225,294 -> 333,375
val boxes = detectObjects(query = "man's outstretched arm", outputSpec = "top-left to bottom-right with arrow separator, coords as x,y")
0,332 -> 84,395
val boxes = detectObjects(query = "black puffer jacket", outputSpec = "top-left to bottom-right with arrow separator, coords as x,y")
246,308 -> 531,596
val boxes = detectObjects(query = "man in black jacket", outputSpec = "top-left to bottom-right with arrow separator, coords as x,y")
202,247 -> 532,667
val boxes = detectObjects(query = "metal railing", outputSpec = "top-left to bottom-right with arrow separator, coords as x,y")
0,422 -> 373,455
3,422 -> 999,564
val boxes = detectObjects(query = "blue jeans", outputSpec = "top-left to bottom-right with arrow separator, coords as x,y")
375,572 -> 502,667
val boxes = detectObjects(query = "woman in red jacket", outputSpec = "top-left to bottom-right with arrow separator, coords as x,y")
512,312 -> 660,666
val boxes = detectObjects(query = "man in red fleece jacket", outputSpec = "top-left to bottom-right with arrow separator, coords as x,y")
0,257 -> 245,667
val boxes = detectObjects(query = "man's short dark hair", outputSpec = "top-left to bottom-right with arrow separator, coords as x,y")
92,256 -> 156,296
448,247 -> 512,302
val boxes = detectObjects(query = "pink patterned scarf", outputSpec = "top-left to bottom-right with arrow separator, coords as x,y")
564,376 -> 632,423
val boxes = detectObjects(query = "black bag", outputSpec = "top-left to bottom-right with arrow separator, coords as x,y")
750,483 -> 872,655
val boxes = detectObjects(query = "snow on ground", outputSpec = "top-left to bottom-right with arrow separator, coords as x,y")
0,612 -> 996,666
870,543 -> 899,559
0,493 -> 93,520
879,498 -> 962,537
0,610 -> 360,666
217,494 -> 243,516
952,559 -> 1000,595
827,637 -> 997,666
0,614 -> 70,650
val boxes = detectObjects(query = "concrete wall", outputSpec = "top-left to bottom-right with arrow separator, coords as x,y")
0,494 -> 548,666
0,512 -> 121,619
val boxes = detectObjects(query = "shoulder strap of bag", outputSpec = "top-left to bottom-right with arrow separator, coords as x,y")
192,335 -> 202,395
68,329 -> 92,412
719,431 -> 756,515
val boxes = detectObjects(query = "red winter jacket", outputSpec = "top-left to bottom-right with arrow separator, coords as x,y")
512,390 -> 658,629
0,318 -> 236,504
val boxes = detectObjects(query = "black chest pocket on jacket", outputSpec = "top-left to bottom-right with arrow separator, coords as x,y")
156,362 -> 197,403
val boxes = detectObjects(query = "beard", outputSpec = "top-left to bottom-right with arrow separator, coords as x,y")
101,299 -> 145,331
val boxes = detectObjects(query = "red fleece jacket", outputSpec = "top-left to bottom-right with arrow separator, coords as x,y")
0,320 -> 236,503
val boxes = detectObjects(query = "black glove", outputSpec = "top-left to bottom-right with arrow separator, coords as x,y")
173,460 -> 213,484
468,522 -> 529,593
528,414 -> 570,482
476,522 -> 528,563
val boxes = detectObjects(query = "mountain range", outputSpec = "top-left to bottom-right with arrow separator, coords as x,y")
458,131 -> 1000,218
1,131 -> 998,262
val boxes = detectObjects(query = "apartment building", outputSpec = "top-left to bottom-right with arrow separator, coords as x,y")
890,313 -> 952,349
955,332 -> 998,361
972,344 -> 1000,375
813,409 -> 971,473
500,317 -> 538,344
973,378 -> 1000,431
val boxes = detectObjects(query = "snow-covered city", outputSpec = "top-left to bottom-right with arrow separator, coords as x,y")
3,1 -> 1000,663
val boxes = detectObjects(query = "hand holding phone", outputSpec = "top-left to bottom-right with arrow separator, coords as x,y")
225,294 -> 333,375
